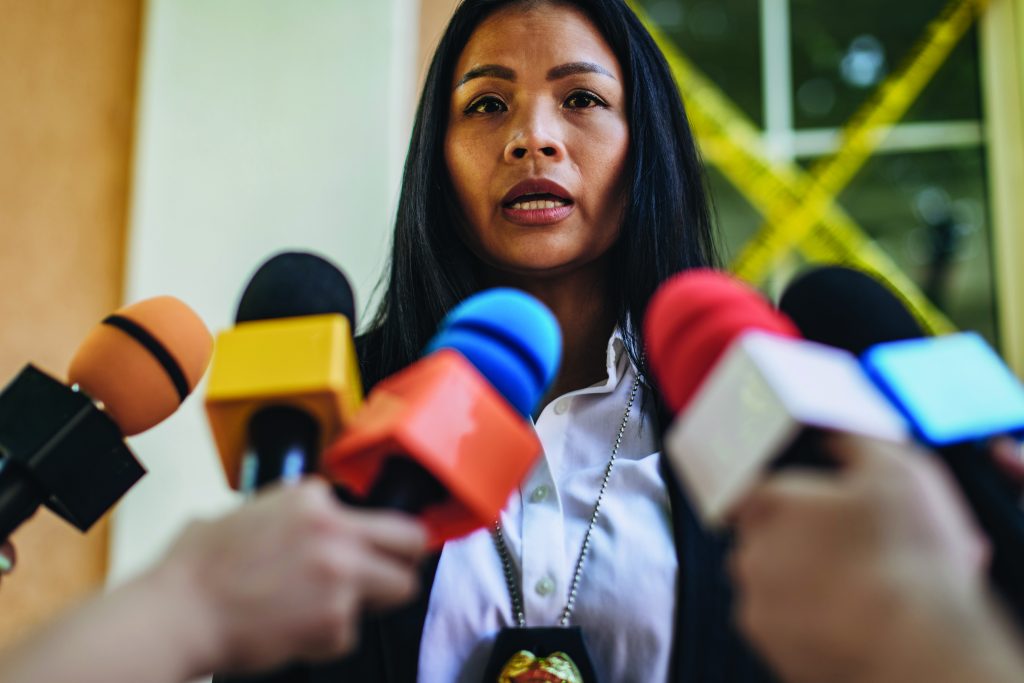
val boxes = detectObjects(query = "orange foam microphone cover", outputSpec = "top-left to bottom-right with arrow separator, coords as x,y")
67,296 -> 213,435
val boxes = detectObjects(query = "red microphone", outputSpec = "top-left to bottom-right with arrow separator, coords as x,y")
645,271 -> 798,412
323,288 -> 561,548
644,269 -> 908,525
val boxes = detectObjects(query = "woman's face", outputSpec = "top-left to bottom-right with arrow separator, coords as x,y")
444,3 -> 629,280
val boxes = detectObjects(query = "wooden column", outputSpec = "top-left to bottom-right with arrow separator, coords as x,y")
0,0 -> 141,644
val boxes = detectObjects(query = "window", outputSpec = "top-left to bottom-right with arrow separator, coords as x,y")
638,0 -> 1000,345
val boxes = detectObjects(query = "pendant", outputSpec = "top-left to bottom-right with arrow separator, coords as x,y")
482,627 -> 599,683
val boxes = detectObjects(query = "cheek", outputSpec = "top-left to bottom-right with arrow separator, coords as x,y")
445,133 -> 491,221
577,126 -> 630,215
444,145 -> 473,222
603,131 -> 631,193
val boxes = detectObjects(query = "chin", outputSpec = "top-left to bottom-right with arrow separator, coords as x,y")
483,252 -> 605,281
467,228 -> 617,282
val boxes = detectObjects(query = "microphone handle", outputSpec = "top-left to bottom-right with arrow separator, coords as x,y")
772,428 -> 837,471
0,463 -> 44,541
223,406 -> 323,683
243,406 -> 321,492
364,456 -> 449,514
213,663 -> 308,683
941,442 -> 1024,626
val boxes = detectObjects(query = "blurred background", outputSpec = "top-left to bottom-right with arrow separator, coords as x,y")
0,0 -> 1021,670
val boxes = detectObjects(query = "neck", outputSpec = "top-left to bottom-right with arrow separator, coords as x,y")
480,261 -> 616,406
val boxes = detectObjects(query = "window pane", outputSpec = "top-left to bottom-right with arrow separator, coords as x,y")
830,148 -> 997,343
707,166 -> 765,263
641,0 -> 763,126
639,0 -> 997,347
790,0 -> 983,128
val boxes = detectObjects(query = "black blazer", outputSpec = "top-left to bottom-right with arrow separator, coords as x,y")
216,454 -> 778,683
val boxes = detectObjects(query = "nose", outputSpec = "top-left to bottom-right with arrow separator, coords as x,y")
503,107 -> 565,163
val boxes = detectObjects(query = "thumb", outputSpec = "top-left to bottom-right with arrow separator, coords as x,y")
821,432 -> 914,473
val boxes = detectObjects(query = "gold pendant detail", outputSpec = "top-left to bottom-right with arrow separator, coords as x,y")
498,649 -> 584,683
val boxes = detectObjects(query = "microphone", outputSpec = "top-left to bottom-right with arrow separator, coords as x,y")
778,265 -> 923,353
205,252 -> 363,493
780,266 -> 1024,444
0,296 -> 212,540
779,265 -> 1024,623
323,288 -> 561,547
644,269 -> 910,526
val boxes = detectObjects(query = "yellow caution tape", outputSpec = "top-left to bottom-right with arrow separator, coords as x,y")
733,0 -> 988,284
632,0 -> 988,334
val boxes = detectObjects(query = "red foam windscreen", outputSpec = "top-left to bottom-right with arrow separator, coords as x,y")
644,269 -> 798,412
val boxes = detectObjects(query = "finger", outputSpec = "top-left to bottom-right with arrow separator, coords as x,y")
332,505 -> 429,562
821,432 -> 903,469
989,437 -> 1024,487
343,547 -> 422,611
295,592 -> 362,662
283,477 -> 429,561
732,470 -> 842,530
730,432 -> 882,527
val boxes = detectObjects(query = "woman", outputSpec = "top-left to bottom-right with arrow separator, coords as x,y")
337,0 -> 773,681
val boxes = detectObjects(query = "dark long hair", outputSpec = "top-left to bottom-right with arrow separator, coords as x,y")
358,0 -> 718,389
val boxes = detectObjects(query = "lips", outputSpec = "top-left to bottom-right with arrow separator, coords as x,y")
501,179 -> 574,209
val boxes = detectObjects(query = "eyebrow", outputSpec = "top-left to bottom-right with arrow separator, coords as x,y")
454,61 -> 616,88
455,64 -> 515,88
547,61 -> 616,81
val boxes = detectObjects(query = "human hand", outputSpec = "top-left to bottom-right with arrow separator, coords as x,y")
148,478 -> 427,676
730,434 -> 990,683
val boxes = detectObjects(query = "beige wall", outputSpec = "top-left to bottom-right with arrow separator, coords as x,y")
111,0 -> 422,591
418,0 -> 460,87
0,0 -> 141,645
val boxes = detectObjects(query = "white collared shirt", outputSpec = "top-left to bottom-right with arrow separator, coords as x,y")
418,330 -> 677,682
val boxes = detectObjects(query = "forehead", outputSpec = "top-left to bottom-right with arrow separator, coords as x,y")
453,4 -> 623,84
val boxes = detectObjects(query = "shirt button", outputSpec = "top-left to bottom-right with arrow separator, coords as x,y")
535,576 -> 555,597
553,398 -> 571,415
530,486 -> 549,503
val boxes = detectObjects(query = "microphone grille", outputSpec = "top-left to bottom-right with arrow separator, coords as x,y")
779,266 -> 925,354
235,252 -> 355,326
427,288 -> 562,417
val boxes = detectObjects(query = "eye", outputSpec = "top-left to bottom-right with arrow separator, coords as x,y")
465,95 -> 507,115
564,90 -> 607,109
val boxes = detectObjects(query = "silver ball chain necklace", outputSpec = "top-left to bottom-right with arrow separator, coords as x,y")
480,372 -> 642,683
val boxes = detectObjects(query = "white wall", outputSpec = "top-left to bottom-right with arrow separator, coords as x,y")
110,0 -> 419,583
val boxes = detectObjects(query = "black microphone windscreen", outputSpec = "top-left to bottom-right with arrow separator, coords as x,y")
235,251 -> 356,326
778,266 -> 926,354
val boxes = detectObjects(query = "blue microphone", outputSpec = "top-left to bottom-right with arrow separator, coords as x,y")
425,287 -> 562,416
780,265 -> 1024,626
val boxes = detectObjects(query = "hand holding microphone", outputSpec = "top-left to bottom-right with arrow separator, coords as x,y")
725,266 -> 1024,683
0,480 -> 427,683
153,479 -> 427,676
780,265 -> 1024,623
207,253 -> 562,548
729,434 -> 1010,683
643,269 -> 909,526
